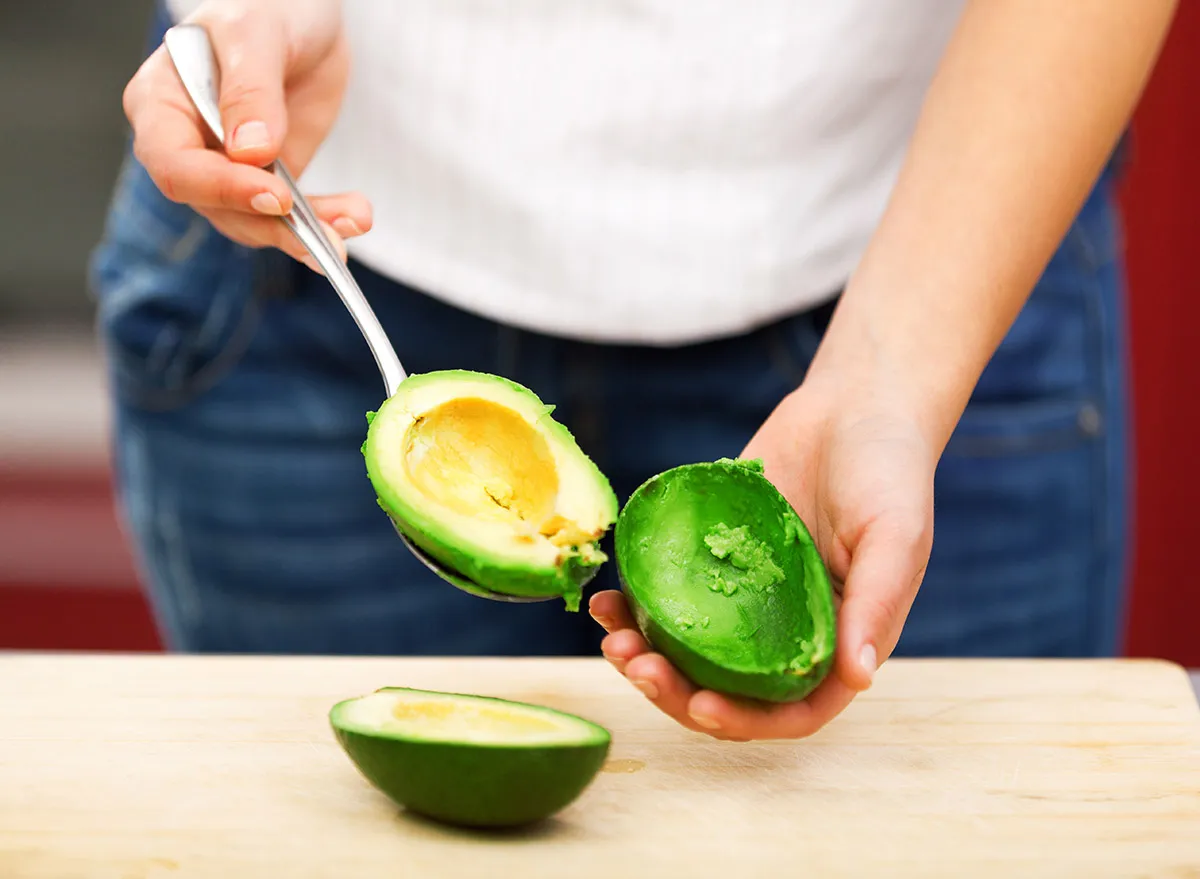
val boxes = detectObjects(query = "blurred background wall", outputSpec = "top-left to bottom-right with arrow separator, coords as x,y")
0,0 -> 153,325
0,2 -> 1196,661
0,0 -> 159,648
1117,3 -> 1200,666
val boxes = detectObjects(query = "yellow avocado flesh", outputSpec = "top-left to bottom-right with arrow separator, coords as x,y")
337,689 -> 598,746
402,397 -> 595,550
364,370 -> 618,603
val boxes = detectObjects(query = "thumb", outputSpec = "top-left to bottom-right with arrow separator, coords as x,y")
835,512 -> 930,691
203,10 -> 289,166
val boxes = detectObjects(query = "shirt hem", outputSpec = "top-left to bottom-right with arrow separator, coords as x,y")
346,236 -> 850,348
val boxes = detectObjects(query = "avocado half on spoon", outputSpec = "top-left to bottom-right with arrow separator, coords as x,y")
164,24 -> 618,605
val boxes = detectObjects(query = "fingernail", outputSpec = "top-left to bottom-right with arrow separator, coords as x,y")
231,120 -> 270,153
251,192 -> 283,215
300,254 -> 323,275
689,711 -> 721,730
333,217 -> 363,237
860,644 -> 878,682
591,613 -> 614,630
630,678 -> 658,700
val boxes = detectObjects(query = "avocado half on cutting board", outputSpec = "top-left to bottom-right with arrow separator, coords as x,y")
359,369 -> 837,703
330,687 -> 611,828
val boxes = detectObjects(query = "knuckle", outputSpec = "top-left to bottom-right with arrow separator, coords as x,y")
155,166 -> 183,204
129,130 -> 175,201
121,53 -> 157,121
858,590 -> 902,628
204,2 -> 254,33
121,78 -> 140,123
884,507 -> 933,556
213,173 -> 241,209
219,80 -> 273,118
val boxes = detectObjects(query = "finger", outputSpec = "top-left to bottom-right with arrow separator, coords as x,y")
589,589 -> 637,633
622,652 -> 716,735
216,191 -> 373,240
199,209 -> 348,270
127,50 -> 292,214
836,514 -> 930,691
685,676 -> 856,740
201,6 -> 289,165
598,627 -> 650,673
307,191 -> 374,238
141,146 -> 293,214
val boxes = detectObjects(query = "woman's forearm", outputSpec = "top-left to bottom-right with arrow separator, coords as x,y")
813,0 -> 1176,453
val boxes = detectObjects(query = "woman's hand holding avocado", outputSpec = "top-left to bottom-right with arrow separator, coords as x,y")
591,360 -> 937,741
591,0 -> 1178,739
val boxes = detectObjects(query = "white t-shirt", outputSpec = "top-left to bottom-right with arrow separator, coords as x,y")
167,1 -> 966,345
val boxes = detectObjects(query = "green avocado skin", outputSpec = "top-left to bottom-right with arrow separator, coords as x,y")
383,509 -> 603,611
621,586 -> 833,703
332,727 -> 611,828
615,458 -> 837,704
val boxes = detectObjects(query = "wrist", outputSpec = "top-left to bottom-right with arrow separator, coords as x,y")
805,285 -> 979,457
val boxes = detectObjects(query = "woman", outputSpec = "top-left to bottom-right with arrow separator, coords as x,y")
94,0 -> 1175,740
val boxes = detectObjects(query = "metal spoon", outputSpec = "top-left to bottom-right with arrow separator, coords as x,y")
163,23 -> 552,604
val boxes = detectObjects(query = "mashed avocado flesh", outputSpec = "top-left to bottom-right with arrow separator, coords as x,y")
703,523 -> 785,595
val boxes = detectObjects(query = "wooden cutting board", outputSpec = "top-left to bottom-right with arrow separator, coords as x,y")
1,654 -> 1198,879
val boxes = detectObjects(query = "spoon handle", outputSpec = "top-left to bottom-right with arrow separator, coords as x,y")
163,23 -> 407,396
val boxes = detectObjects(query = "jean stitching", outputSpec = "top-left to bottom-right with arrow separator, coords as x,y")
167,215 -> 210,264
106,157 -> 204,263
112,254 -> 261,413
945,421 -> 1095,458
1078,193 -> 1127,655
115,420 -> 199,649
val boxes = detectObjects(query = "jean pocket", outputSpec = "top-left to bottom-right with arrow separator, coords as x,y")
89,155 -> 261,412
914,395 -> 1105,654
945,396 -> 1102,458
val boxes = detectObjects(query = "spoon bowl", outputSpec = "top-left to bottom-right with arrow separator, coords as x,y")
164,23 -> 552,605
391,522 -> 564,604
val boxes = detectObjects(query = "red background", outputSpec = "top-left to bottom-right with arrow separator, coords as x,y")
1118,1 -> 1200,665
1,7 -> 1197,660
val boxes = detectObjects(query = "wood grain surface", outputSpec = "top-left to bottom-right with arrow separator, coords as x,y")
1,654 -> 1198,878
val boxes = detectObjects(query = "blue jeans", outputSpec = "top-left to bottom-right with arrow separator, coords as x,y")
89,151 -> 1131,659
90,10 -> 1131,659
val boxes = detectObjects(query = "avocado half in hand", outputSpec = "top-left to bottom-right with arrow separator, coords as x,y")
614,458 -> 837,703
330,687 -> 612,828
362,370 -> 618,610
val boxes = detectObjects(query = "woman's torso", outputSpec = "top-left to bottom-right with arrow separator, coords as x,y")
288,1 -> 966,343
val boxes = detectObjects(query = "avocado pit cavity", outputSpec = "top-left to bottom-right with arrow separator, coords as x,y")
402,397 -> 600,558
362,369 -> 618,608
